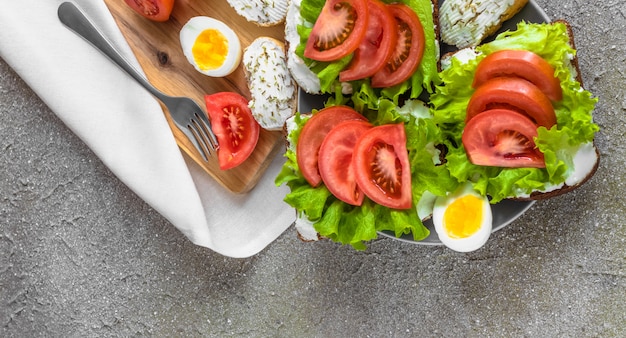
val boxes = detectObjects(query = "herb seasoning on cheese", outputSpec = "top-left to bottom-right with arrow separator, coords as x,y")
226,0 -> 289,27
440,0 -> 529,48
243,37 -> 296,131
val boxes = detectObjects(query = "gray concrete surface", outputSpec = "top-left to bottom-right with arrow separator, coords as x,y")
2,0 -> 625,336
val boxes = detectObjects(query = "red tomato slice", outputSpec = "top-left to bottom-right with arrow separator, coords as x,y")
462,109 -> 546,168
339,0 -> 397,82
466,77 -> 557,128
352,124 -> 412,209
204,92 -> 260,170
123,0 -> 175,22
318,120 -> 373,206
371,3 -> 425,88
473,50 -> 563,101
297,106 -> 367,187
304,0 -> 369,62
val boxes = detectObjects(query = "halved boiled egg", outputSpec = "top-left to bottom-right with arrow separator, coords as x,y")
180,16 -> 242,77
432,183 -> 493,252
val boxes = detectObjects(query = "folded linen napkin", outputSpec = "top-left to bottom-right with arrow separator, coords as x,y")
0,0 -> 295,258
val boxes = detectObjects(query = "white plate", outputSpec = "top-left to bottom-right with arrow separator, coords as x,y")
296,0 -> 548,245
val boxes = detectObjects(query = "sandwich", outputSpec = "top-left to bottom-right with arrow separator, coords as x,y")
430,20 -> 599,203
285,0 -> 442,101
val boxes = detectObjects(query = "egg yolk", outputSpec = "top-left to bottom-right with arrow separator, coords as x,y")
192,29 -> 229,71
443,194 -> 483,239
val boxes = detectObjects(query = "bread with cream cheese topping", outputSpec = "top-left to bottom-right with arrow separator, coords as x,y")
243,37 -> 297,131
440,0 -> 528,49
226,0 -> 289,27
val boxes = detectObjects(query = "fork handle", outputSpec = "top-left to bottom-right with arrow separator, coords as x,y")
58,2 -> 167,102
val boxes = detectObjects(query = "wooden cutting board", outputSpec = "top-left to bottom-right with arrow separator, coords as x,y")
103,0 -> 289,194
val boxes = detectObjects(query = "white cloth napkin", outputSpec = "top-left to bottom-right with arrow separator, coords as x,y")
0,0 -> 295,258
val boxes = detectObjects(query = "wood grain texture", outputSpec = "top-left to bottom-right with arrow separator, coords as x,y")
103,0 -> 289,194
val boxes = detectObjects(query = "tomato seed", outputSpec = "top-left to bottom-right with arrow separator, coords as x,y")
314,3 -> 357,51
133,0 -> 159,16
388,21 -> 413,72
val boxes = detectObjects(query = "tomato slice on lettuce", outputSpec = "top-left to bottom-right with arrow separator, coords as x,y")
339,0 -> 397,82
204,92 -> 260,170
123,0 -> 175,22
371,3 -> 425,88
473,50 -> 563,102
304,0 -> 369,62
297,106 -> 367,187
462,109 -> 546,168
352,124 -> 412,209
466,77 -> 556,128
318,120 -> 373,206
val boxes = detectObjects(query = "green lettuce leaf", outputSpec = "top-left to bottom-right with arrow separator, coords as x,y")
430,22 -> 599,202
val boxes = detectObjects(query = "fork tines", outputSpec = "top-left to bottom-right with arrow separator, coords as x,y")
188,113 -> 218,162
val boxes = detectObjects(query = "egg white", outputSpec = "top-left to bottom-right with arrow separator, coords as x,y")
432,183 -> 493,252
180,16 -> 242,77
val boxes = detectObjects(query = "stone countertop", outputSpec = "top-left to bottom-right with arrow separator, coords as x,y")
1,0 -> 625,336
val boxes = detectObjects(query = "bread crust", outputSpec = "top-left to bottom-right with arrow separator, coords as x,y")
554,19 -> 584,85
484,0 -> 528,41
432,0 -> 442,72
512,146 -> 600,201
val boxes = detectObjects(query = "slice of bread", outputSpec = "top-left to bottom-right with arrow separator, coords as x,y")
226,0 -> 289,27
243,37 -> 297,131
440,0 -> 528,49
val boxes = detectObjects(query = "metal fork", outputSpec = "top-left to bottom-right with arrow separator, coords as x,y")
57,2 -> 218,161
